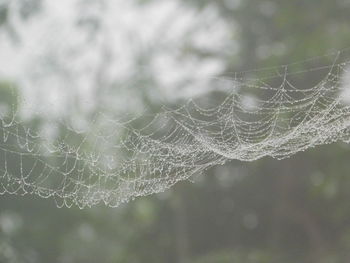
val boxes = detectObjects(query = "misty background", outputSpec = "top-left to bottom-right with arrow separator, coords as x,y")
1,0 -> 350,262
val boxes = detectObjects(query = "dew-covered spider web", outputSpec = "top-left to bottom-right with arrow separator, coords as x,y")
1,48 -> 350,208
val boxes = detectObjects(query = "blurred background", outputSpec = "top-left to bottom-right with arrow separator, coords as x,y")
1,0 -> 350,262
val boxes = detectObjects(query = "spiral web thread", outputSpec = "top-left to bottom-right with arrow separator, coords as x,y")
1,51 -> 350,208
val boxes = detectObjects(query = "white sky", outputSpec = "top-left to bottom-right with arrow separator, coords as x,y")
0,0 -> 233,118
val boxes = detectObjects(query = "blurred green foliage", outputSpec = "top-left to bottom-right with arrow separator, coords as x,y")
1,0 -> 350,263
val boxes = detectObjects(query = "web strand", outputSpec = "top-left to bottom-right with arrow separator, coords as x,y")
1,52 -> 350,208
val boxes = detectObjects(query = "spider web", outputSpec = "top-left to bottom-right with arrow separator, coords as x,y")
1,50 -> 350,207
